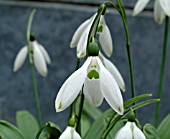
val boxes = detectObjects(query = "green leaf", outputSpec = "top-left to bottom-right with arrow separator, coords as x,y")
0,120 -> 25,139
84,109 -> 116,139
157,113 -> 170,139
16,110 -> 39,139
106,120 -> 125,139
35,122 -> 61,139
81,111 -> 91,137
143,123 -> 160,139
46,122 -> 62,138
83,100 -> 102,120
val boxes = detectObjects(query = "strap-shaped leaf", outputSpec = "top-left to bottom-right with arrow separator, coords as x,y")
16,110 -> 39,139
157,113 -> 170,139
0,120 -> 25,139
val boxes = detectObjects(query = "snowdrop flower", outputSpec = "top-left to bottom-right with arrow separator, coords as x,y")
132,0 -> 170,24
59,126 -> 81,139
55,56 -> 124,115
13,40 -> 51,77
70,14 -> 113,58
115,122 -> 146,139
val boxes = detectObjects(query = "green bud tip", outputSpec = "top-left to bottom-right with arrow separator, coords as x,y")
30,32 -> 36,41
88,39 -> 99,56
68,115 -> 76,127
128,109 -> 136,122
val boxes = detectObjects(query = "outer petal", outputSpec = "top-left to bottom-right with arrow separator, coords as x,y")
115,122 -> 133,139
13,46 -> 28,72
84,79 -> 104,106
154,0 -> 166,24
77,14 -> 96,58
70,19 -> 91,48
38,44 -> 51,64
160,0 -> 170,16
55,57 -> 92,112
132,0 -> 150,16
133,123 -> 146,139
76,25 -> 90,58
33,43 -> 48,77
99,53 -> 125,92
99,16 -> 113,57
59,127 -> 81,139
96,57 -> 124,115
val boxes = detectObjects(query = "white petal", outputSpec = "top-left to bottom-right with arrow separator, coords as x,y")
33,43 -> 48,77
38,44 -> 51,64
99,53 -> 125,92
160,0 -> 170,16
115,122 -> 133,139
99,16 -> 113,57
154,0 -> 166,24
132,0 -> 150,16
84,79 -> 103,106
96,57 -> 124,115
59,127 -> 81,139
55,57 -> 92,112
76,26 -> 90,58
133,123 -> 146,139
13,46 -> 28,72
77,14 -> 96,58
70,19 -> 91,48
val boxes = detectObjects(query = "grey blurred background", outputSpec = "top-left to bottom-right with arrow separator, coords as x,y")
0,0 -> 170,130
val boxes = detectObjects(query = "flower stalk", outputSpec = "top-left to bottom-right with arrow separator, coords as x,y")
26,9 -> 42,127
154,16 -> 169,127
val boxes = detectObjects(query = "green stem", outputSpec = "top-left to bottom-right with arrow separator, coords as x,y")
116,0 -> 135,99
154,16 -> 169,127
26,9 -> 42,127
76,86 -> 85,135
30,64 -> 42,127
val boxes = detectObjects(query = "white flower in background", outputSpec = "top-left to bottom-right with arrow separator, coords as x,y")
55,56 -> 124,115
132,0 -> 170,24
115,122 -> 146,139
59,126 -> 81,139
13,40 -> 51,77
70,14 -> 113,58
99,52 -> 125,92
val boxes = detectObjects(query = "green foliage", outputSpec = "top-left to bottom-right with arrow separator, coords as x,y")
157,113 -> 170,139
36,122 -> 61,139
143,123 -> 160,139
0,120 -> 25,139
16,110 -> 40,139
83,100 -> 102,120
81,111 -> 91,137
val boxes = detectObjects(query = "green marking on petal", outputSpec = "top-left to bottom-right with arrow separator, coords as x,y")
77,51 -> 85,57
118,106 -> 122,113
58,102 -> 62,109
87,70 -> 99,80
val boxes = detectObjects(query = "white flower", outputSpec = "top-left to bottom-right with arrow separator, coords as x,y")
132,0 -> 170,24
55,56 -> 124,115
59,126 -> 81,139
70,14 -> 113,58
115,122 -> 146,139
13,40 -> 51,77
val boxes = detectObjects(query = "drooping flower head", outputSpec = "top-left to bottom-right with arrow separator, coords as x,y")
70,13 -> 113,58
59,126 -> 81,139
55,54 -> 124,115
115,122 -> 146,139
132,0 -> 170,24
13,35 -> 51,77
